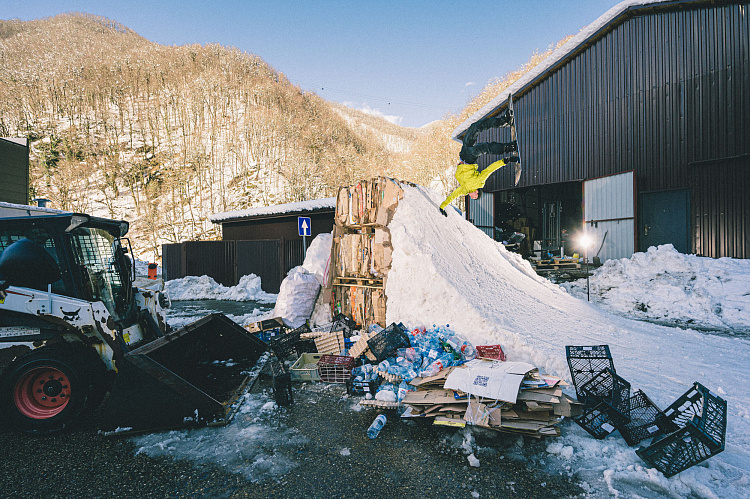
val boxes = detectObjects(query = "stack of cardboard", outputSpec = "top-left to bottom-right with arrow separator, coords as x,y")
402,360 -> 582,438
330,178 -> 405,327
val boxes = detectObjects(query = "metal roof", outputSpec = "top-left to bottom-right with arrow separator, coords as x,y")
451,0 -> 713,142
209,197 -> 336,223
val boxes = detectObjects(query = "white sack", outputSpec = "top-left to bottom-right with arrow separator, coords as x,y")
273,266 -> 321,328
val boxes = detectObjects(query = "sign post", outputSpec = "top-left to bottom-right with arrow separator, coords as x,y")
298,216 -> 312,259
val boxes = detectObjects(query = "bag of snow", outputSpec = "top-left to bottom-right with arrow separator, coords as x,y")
273,266 -> 321,328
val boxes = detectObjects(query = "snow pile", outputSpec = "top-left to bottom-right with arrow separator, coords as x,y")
562,244 -> 750,332
384,183 -> 750,498
165,274 -> 277,303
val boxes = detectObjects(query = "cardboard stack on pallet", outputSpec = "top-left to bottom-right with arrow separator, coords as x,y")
330,178 -> 405,327
401,360 -> 582,438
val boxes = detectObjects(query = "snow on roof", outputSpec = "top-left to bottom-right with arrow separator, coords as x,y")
452,0 -> 674,141
0,201 -> 69,216
209,197 -> 336,223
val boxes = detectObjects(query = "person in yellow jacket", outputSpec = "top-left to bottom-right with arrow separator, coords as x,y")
439,156 -> 517,215
439,110 -> 520,216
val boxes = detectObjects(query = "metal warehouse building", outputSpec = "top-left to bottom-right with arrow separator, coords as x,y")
454,0 -> 749,261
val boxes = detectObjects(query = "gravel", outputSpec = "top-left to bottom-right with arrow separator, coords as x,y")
0,377 -> 583,498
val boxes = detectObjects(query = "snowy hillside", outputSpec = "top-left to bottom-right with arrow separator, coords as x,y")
385,184 -> 749,498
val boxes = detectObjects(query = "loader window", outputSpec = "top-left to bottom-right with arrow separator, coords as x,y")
70,228 -> 129,321
0,228 -> 66,294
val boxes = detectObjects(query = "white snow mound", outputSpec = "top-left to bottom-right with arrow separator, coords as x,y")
563,244 -> 750,332
165,274 -> 277,303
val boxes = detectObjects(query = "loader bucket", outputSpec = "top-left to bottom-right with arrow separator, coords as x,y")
101,313 -> 270,433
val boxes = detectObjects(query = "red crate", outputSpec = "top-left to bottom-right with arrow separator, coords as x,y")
476,345 -> 506,361
317,355 -> 355,383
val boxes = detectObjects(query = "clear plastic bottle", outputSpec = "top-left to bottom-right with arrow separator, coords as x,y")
367,414 -> 387,439
445,332 -> 476,361
419,352 -> 454,377
377,359 -> 391,373
397,380 -> 413,401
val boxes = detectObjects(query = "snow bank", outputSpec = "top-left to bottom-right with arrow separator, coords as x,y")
165,274 -> 277,303
562,244 -> 750,332
385,183 -> 750,498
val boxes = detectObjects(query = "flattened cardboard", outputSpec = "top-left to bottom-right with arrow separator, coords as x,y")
443,360 -> 536,403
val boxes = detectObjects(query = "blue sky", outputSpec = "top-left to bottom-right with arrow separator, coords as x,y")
1,0 -> 624,127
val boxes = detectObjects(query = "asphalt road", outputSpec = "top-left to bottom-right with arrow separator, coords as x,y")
0,376 -> 584,498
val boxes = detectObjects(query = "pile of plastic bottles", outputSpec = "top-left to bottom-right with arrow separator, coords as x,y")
350,324 -> 476,402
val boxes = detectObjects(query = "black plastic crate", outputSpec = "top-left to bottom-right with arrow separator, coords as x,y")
366,323 -> 411,363
619,390 -> 675,446
566,345 -> 615,403
575,401 -> 628,439
330,313 -> 357,338
269,358 -> 293,406
574,368 -> 631,439
636,382 -> 727,477
579,368 -> 631,417
269,324 -> 311,360
346,378 -> 379,396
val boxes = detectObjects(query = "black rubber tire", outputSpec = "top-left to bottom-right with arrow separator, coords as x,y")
1,347 -> 91,434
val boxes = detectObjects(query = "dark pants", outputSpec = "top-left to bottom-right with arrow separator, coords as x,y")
460,114 -> 516,164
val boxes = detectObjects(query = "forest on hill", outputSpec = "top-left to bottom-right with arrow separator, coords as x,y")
0,13 -> 567,259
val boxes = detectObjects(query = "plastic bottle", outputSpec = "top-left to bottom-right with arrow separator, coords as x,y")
377,359 -> 391,373
419,352 -> 454,377
397,380 -> 413,401
445,332 -> 477,361
367,414 -> 387,439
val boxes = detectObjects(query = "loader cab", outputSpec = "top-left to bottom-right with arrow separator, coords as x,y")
0,214 -> 136,325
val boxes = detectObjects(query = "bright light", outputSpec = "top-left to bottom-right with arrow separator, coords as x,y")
578,234 -> 595,249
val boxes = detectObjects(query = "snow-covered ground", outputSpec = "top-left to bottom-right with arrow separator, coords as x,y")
136,183 -> 749,498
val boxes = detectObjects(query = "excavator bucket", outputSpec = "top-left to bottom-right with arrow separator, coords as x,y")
101,313 -> 270,433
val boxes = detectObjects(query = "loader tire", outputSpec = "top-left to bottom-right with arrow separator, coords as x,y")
1,347 -> 90,434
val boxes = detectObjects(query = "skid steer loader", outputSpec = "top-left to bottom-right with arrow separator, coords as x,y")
0,212 -> 269,434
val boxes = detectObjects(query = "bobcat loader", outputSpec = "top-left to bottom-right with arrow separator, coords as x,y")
0,212 -> 269,434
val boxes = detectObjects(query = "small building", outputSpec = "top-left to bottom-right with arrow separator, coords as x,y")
453,0 -> 749,261
162,198 -> 335,293
0,138 -> 29,205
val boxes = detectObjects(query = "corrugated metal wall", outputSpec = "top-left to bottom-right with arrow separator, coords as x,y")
162,240 -> 286,293
0,139 -> 29,205
478,1 -> 749,258
468,192 -> 495,238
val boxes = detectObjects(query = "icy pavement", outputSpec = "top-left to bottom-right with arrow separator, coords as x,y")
131,390 -> 309,483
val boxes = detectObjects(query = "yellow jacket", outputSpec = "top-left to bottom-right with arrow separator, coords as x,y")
439,158 -> 507,210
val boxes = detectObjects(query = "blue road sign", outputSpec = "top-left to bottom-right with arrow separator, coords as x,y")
298,216 -> 312,237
